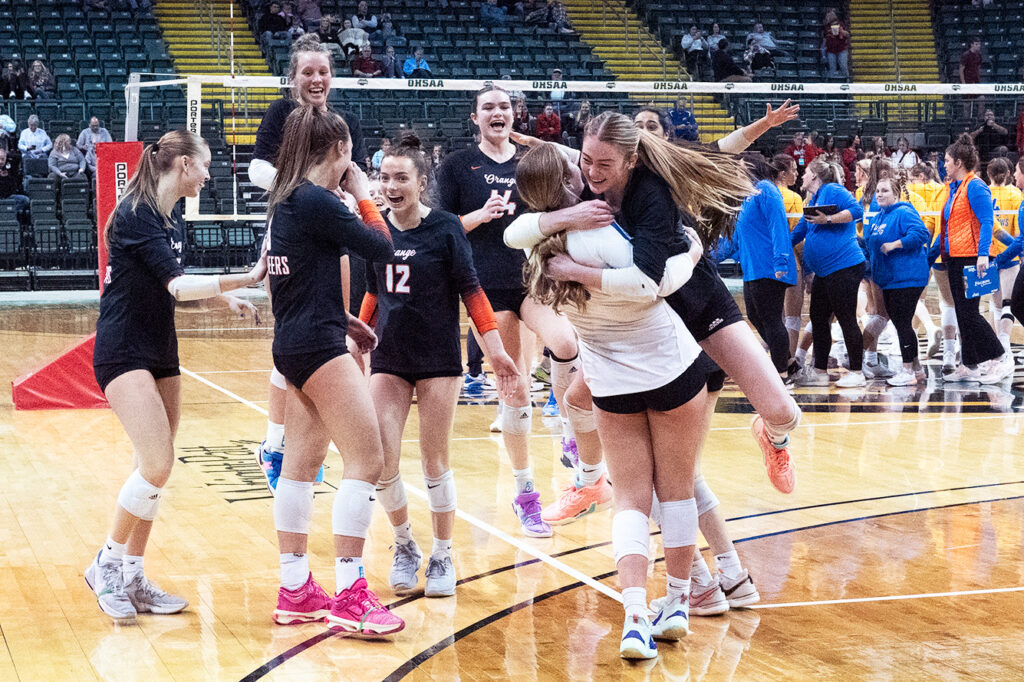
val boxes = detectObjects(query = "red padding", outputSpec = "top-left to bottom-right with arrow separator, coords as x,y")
12,333 -> 108,410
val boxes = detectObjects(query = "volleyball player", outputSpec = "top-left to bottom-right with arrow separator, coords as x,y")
249,34 -> 368,492
87,130 -> 265,623
436,86 -> 584,538
985,157 -> 1022,355
358,136 -> 518,597
265,105 -> 402,636
989,158 -> 1024,373
771,154 -> 808,362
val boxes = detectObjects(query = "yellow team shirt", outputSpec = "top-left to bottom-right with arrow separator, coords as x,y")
779,184 -> 805,262
907,181 -> 943,235
989,184 -> 1022,257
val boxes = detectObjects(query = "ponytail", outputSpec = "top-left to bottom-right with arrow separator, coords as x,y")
945,133 -> 979,174
267,105 -> 350,221
861,155 -> 895,207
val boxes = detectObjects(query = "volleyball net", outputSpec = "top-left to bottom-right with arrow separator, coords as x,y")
124,74 -> 1024,223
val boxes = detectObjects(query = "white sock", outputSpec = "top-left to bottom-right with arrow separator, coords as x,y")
865,350 -> 878,365
714,549 -> 743,581
691,552 -> 714,586
122,555 -> 144,584
393,521 -> 413,545
998,333 -> 1011,354
795,347 -> 807,364
99,536 -> 126,566
621,586 -> 647,620
265,421 -> 285,452
513,468 -> 534,494
666,574 -> 690,603
943,338 -> 956,355
576,460 -> 606,488
335,556 -> 364,592
432,537 -> 453,558
279,552 -> 309,590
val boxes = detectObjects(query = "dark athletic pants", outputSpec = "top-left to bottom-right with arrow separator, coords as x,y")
809,262 -> 865,371
945,256 -> 1005,367
743,277 -> 792,373
881,286 -> 925,363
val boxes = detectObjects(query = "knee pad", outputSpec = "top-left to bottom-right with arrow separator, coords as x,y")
564,396 -> 596,435
694,476 -> 719,516
803,321 -> 813,335
612,509 -> 651,563
274,477 -> 314,534
501,403 -> 533,435
940,303 -> 957,329
270,366 -> 287,390
375,473 -> 407,513
785,316 -> 803,333
117,469 -> 162,521
864,314 -> 888,338
332,479 -> 376,539
425,469 -> 457,513
549,352 -> 580,397
660,498 -> 698,549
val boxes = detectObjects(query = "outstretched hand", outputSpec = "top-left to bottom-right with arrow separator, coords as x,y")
764,99 -> 800,128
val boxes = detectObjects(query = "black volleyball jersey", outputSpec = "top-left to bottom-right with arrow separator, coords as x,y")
435,146 -> 527,290
267,181 -> 393,356
94,201 -> 186,368
362,208 -> 497,373
253,98 -> 366,168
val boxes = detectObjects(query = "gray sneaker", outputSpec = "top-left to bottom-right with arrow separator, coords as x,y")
126,574 -> 188,614
424,554 -> 456,598
84,552 -> 137,623
389,540 -> 422,594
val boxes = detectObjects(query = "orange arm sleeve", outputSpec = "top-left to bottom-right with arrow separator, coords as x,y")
358,292 -> 378,328
357,199 -> 392,244
462,287 -> 498,335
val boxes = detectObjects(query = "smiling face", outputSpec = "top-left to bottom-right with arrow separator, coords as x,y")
379,155 -> 425,212
294,52 -> 331,107
181,146 -> 211,198
471,88 -> 513,144
581,137 -> 635,198
368,179 -> 386,208
875,178 -> 896,207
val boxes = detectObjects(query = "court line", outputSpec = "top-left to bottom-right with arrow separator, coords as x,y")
179,366 -> 623,605
755,585 -> 1024,610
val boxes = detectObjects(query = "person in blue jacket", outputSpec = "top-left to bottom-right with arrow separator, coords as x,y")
991,157 -> 1024,377
791,156 -> 866,387
730,152 -> 797,376
865,175 -> 931,386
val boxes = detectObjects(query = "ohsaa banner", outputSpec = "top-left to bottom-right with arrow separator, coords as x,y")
95,142 -> 144,293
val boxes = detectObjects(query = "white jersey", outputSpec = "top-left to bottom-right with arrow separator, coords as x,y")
565,223 -> 702,397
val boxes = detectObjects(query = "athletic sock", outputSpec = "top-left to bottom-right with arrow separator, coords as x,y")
513,468 -> 534,494
865,350 -> 878,365
795,347 -> 807,365
99,536 -> 126,566
392,521 -> 413,545
432,537 -> 453,559
576,460 -> 606,488
122,555 -> 144,584
998,333 -> 1011,354
666,575 -> 690,603
621,586 -> 648,620
714,550 -> 743,581
265,421 -> 285,452
690,552 -> 714,587
279,552 -> 309,590
335,556 -> 365,592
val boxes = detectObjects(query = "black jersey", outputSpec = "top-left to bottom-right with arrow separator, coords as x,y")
435,146 -> 527,290
364,208 -> 496,374
253,98 -> 366,166
94,201 -> 186,369
268,182 -> 393,356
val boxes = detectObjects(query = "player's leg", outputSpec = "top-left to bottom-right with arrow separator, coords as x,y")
862,280 -> 893,379
934,269 -> 960,372
784,263 -> 805,358
997,264 -> 1019,353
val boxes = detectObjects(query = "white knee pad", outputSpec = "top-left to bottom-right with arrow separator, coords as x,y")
332,479 -> 376,539
117,469 -> 162,521
270,366 -> 287,390
564,396 -> 596,435
785,316 -> 803,333
375,473 -> 407,513
612,509 -> 651,563
864,314 -> 888,339
425,469 -> 457,513
804,321 -> 813,335
940,302 -> 957,329
660,498 -> 698,549
274,477 -> 314,534
501,403 -> 533,435
550,353 -> 580,397
694,476 -> 720,516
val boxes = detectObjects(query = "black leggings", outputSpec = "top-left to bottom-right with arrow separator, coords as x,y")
743,278 -> 792,372
1012,266 -> 1024,327
945,257 -> 1005,367
809,262 -> 865,371
881,286 -> 925,363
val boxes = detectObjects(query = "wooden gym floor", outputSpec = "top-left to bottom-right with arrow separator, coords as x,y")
1,293 -> 1023,681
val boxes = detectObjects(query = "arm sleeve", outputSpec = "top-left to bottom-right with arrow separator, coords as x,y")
967,179 -> 994,256
357,292 -> 378,326
75,130 -> 88,152
76,149 -> 86,173
503,212 -> 544,249
715,128 -> 749,154
248,158 -> 276,190
995,234 -> 1024,268
17,132 -> 28,153
450,226 -> 498,333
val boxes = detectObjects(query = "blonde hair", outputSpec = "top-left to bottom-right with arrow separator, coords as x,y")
267,105 -> 350,221
875,173 -> 905,201
806,156 -> 845,187
584,111 -> 752,242
53,134 -> 72,154
105,129 -> 208,248
861,155 -> 895,206
516,143 -> 588,312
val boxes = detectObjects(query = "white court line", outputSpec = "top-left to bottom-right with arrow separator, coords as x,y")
179,365 -> 623,603
753,585 -> 1024,609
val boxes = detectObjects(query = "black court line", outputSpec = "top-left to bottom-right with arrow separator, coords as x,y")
239,480 -> 1024,680
380,493 -> 1024,681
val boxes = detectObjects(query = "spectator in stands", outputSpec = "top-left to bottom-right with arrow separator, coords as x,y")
375,13 -> 397,42
668,97 -> 698,142
745,22 -> 777,72
971,109 -> 1008,163
402,47 -> 431,78
892,136 -> 920,169
547,68 -> 571,112
711,39 -> 752,82
841,134 -> 862,190
258,2 -> 291,51
18,116 -> 52,160
536,104 -> 561,142
563,99 -> 592,144
819,133 -> 839,163
27,60 -> 56,100
870,136 -> 890,159
707,23 -> 726,51
338,18 -> 367,58
2,60 -> 29,100
512,98 -> 533,135
959,37 -> 984,117
370,137 -> 390,171
280,2 -> 306,39
526,0 -> 571,33
928,150 -> 946,181
0,148 -> 28,225
351,43 -> 382,78
351,1 -> 378,32
315,15 -> 344,61
295,0 -> 321,32
785,131 -> 819,176
431,144 -> 445,172
77,116 -> 112,166
481,0 -> 507,28
680,26 -> 709,80
381,45 -> 400,78
822,11 -> 850,79
48,134 -> 86,181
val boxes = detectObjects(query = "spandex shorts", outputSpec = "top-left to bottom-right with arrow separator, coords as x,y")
677,261 -> 745,342
592,353 -> 711,414
484,286 -> 527,316
94,363 -> 180,394
273,347 -> 347,391
371,367 -> 462,385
